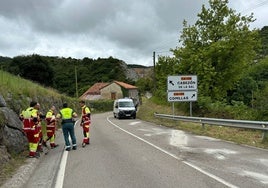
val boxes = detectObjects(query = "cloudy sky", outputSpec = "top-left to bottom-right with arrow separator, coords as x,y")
0,0 -> 267,66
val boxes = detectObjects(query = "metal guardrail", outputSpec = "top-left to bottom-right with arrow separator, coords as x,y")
154,113 -> 268,141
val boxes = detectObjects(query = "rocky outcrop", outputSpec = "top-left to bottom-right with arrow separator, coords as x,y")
0,107 -> 27,153
0,95 -> 27,167
0,146 -> 11,170
120,61 -> 139,81
0,93 -> 76,153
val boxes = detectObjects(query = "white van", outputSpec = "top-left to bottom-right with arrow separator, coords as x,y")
113,98 -> 136,119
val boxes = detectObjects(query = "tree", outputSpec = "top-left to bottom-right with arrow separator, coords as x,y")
172,0 -> 259,101
154,56 -> 178,98
259,26 -> 268,58
136,77 -> 153,94
9,55 -> 54,86
2,54 -> 138,97
227,76 -> 257,106
247,57 -> 268,111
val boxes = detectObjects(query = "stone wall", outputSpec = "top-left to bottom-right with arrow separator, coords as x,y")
0,89 -> 82,170
0,95 -> 27,167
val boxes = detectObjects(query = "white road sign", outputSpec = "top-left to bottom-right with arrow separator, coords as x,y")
167,75 -> 197,91
168,91 -> 197,102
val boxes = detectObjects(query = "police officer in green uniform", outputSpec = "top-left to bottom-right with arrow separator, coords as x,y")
57,103 -> 78,151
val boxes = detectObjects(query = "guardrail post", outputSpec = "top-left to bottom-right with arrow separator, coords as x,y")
261,125 -> 268,142
202,123 -> 205,129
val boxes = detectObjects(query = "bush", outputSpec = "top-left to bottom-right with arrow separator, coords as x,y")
180,96 -> 257,120
228,101 -> 256,120
87,100 -> 114,112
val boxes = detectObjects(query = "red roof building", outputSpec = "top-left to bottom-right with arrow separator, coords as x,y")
80,81 -> 139,101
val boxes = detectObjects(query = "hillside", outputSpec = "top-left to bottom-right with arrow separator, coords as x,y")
0,55 -> 152,97
0,69 -> 78,182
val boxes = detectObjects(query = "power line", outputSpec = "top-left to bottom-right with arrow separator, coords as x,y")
153,1 -> 268,57
240,0 -> 268,13
155,51 -> 174,58
153,38 -> 178,52
155,50 -> 172,54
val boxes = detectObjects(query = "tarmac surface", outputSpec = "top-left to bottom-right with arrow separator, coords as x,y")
1,129 -> 64,188
1,155 -> 41,188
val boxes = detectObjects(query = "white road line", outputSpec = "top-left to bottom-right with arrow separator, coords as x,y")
55,151 -> 68,188
54,121 -> 79,188
107,117 -> 238,188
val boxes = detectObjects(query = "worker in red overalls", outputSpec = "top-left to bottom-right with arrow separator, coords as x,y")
79,100 -> 91,147
36,103 -> 44,153
44,105 -> 59,148
20,101 -> 41,158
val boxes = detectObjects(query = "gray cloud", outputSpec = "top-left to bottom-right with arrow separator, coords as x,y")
0,0 -> 267,66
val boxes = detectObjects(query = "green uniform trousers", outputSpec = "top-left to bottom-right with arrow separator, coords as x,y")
62,122 -> 77,149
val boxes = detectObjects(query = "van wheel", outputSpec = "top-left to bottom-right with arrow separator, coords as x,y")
114,113 -> 116,118
133,115 -> 136,119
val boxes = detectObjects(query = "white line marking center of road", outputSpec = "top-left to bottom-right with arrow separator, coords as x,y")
55,151 -> 68,188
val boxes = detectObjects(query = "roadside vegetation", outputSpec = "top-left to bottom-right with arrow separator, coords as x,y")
137,96 -> 268,149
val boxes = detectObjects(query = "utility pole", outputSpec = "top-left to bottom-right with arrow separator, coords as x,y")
153,51 -> 156,92
75,65 -> 78,98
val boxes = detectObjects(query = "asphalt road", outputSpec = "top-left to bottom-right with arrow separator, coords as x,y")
3,112 -> 268,188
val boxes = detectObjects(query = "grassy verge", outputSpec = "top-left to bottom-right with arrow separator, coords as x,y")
137,97 -> 268,149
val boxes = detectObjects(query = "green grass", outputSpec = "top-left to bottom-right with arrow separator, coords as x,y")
137,97 -> 268,149
0,70 -> 62,99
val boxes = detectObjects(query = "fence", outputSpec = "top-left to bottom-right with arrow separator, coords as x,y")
154,113 -> 268,141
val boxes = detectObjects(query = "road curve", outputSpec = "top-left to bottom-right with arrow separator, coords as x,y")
5,112 -> 268,188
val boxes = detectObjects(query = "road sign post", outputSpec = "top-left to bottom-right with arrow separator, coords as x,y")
167,91 -> 197,102
167,75 -> 197,91
167,75 -> 198,116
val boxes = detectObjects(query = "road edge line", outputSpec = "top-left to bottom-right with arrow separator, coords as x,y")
107,117 -> 238,188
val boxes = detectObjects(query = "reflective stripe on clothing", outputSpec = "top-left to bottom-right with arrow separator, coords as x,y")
46,125 -> 55,128
23,128 -> 36,130
83,120 -> 90,124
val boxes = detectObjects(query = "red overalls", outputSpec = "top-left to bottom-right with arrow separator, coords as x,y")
45,109 -> 57,147
21,107 -> 40,157
81,105 -> 91,145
